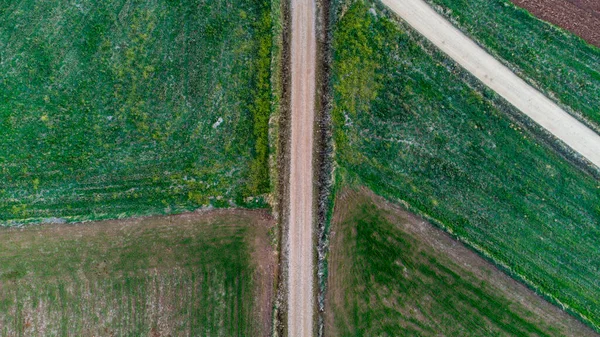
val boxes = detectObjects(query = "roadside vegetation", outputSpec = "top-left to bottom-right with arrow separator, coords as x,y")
326,188 -> 596,336
0,210 -> 275,336
421,0 -> 600,132
0,0 -> 273,225
331,1 -> 600,330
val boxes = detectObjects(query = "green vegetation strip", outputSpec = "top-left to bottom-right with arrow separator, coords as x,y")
0,211 -> 273,336
0,0 -> 273,225
421,0 -> 600,131
327,189 -> 591,336
331,1 -> 600,330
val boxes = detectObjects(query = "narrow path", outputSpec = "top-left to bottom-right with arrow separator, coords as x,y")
288,0 -> 317,335
381,0 -> 600,169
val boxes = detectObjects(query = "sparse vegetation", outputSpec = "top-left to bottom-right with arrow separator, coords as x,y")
331,1 -> 600,330
0,210 -> 275,336
0,0 -> 273,225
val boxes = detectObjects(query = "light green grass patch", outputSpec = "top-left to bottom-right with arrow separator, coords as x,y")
0,0 -> 273,225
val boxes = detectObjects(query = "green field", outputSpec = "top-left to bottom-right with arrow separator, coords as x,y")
0,210 -> 275,336
421,0 -> 600,131
331,1 -> 600,330
326,188 -> 595,336
0,0 -> 273,225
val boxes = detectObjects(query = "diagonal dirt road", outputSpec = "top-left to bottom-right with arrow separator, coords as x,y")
381,0 -> 600,169
287,0 -> 316,335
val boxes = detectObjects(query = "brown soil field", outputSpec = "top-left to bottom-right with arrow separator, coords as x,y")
511,0 -> 600,46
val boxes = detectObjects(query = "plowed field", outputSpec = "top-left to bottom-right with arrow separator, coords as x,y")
511,0 -> 600,46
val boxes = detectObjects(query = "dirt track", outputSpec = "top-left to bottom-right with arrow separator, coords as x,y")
381,0 -> 600,169
511,0 -> 600,47
287,0 -> 316,335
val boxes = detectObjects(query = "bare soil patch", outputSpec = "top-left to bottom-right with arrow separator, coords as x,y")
511,0 -> 600,46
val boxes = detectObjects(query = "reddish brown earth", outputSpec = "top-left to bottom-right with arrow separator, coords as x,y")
511,0 -> 600,47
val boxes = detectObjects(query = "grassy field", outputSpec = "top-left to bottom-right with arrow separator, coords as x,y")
0,210 -> 275,336
420,0 -> 600,132
325,188 -> 596,336
0,0 -> 273,225
331,1 -> 600,330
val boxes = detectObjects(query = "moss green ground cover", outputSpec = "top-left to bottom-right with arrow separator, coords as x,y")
0,0 -> 272,225
326,189 -> 594,336
0,210 -> 274,336
421,0 -> 600,131
331,1 -> 600,330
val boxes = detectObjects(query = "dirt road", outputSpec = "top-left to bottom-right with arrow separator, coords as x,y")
381,0 -> 600,169
287,0 -> 316,335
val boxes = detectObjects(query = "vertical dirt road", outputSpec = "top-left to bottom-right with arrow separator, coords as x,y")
287,0 -> 316,335
381,0 -> 600,169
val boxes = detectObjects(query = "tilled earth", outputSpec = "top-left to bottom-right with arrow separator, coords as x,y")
511,0 -> 600,46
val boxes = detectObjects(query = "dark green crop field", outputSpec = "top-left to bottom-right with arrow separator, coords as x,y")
0,0 -> 273,225
422,0 -> 600,132
326,189 -> 595,336
0,210 -> 275,336
331,1 -> 600,330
